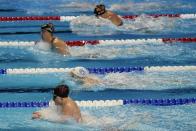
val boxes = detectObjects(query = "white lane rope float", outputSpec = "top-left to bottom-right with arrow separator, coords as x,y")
0,37 -> 196,47
0,97 -> 196,108
0,66 -> 195,75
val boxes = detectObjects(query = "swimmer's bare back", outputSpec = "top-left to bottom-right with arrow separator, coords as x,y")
62,98 -> 82,122
101,11 -> 123,26
52,38 -> 70,55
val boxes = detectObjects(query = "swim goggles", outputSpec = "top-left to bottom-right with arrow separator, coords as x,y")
41,23 -> 54,33
94,4 -> 106,17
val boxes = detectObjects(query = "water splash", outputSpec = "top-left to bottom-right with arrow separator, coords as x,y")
37,100 -> 77,124
79,104 -> 196,130
70,15 -> 116,36
118,15 -> 174,34
70,15 -> 175,35
69,42 -> 195,59
1,101 -> 195,130
58,70 -> 196,91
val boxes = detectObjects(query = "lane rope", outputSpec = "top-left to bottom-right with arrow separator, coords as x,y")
0,37 -> 196,47
0,66 -> 195,75
0,14 -> 196,22
0,97 -> 195,108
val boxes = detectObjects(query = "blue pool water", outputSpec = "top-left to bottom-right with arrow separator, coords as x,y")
0,0 -> 196,130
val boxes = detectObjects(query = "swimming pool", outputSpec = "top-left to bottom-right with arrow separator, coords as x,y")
0,0 -> 196,130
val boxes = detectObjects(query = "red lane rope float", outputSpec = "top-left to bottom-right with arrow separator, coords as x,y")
162,38 -> 196,43
0,16 -> 60,21
0,37 -> 196,47
66,40 -> 100,46
66,38 -> 196,46
122,14 -> 181,19
0,14 -> 195,22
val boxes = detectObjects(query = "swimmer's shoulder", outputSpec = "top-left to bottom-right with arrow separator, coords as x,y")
52,37 -> 68,47
51,37 -> 58,44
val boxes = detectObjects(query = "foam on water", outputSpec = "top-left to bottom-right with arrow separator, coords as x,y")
118,15 -> 174,34
37,100 -> 77,123
34,40 -> 52,52
79,104 -> 196,130
70,15 -> 115,36
1,40 -> 195,61
0,103 -> 195,130
70,15 -> 175,35
59,70 -> 196,91
69,42 -> 195,59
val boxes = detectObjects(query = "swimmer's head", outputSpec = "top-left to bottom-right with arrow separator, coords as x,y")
70,67 -> 89,79
41,23 -> 55,33
53,85 -> 69,104
94,4 -> 106,17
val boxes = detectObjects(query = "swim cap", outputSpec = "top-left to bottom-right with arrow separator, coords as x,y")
41,23 -> 55,33
94,4 -> 106,17
53,85 -> 69,98
71,67 -> 89,78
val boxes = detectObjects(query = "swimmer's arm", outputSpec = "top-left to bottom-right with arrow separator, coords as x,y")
107,11 -> 122,26
32,109 -> 48,120
83,77 -> 101,87
32,111 -> 42,119
53,39 -> 70,55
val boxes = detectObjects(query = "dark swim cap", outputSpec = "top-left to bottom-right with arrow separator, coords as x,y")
94,4 -> 106,17
41,23 -> 54,33
53,85 -> 69,98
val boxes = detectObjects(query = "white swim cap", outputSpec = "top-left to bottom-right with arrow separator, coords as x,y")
71,67 -> 89,78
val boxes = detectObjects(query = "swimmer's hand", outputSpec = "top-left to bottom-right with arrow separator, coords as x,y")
32,112 -> 42,119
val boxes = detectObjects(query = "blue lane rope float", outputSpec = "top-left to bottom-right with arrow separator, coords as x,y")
0,66 -> 195,75
87,67 -> 144,74
0,69 -> 6,74
0,102 -> 49,108
123,98 -> 196,106
0,98 -> 195,108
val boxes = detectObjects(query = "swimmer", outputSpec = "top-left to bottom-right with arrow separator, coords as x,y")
94,4 -> 123,26
32,85 -> 82,123
36,23 -> 70,55
70,67 -> 101,87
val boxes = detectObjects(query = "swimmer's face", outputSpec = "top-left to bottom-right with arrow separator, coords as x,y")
41,30 -> 52,37
41,30 -> 53,42
96,7 -> 102,13
94,5 -> 106,17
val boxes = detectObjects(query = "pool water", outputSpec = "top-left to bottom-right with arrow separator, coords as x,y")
0,0 -> 196,130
